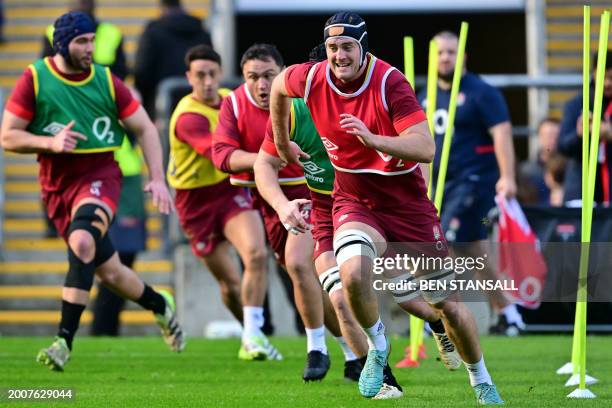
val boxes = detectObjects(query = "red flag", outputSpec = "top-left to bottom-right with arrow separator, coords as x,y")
495,196 -> 548,308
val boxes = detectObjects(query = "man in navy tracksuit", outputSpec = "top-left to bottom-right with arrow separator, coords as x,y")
417,31 -> 523,335
558,50 -> 612,207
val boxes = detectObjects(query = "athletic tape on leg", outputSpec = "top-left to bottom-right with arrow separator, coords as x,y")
67,203 -> 112,243
418,269 -> 456,304
333,229 -> 377,268
319,266 -> 343,295
94,233 -> 116,267
64,247 -> 96,290
386,272 -> 420,303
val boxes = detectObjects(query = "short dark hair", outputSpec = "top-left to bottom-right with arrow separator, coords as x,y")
240,43 -> 283,70
592,49 -> 612,71
545,152 -> 567,185
537,117 -> 560,133
185,44 -> 222,69
161,0 -> 181,7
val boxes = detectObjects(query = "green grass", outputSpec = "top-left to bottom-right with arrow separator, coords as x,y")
0,335 -> 610,407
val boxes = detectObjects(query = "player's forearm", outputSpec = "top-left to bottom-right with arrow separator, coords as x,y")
0,128 -> 52,153
270,72 -> 292,151
492,122 -> 516,180
253,152 -> 288,212
135,123 -> 165,181
228,149 -> 258,173
371,132 -> 435,163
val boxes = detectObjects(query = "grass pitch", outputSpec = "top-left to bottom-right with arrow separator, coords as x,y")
1,335 -> 610,407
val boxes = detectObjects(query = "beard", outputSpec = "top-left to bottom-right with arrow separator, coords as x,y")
67,52 -> 90,71
438,70 -> 454,82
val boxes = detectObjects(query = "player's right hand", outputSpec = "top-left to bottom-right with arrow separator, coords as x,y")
144,179 -> 175,215
279,198 -> 311,234
277,141 -> 310,168
50,120 -> 87,153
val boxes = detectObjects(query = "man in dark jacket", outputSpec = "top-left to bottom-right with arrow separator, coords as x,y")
134,0 -> 212,118
559,50 -> 612,206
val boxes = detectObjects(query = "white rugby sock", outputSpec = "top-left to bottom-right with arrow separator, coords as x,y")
502,304 -> 525,328
306,326 -> 327,354
364,317 -> 387,351
464,355 -> 493,386
335,336 -> 357,361
242,306 -> 264,339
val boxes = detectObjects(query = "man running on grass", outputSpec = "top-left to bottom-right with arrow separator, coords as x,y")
1,11 -> 185,371
269,12 -> 504,404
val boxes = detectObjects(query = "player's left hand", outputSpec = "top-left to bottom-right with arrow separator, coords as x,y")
278,198 -> 311,234
340,114 -> 377,147
144,179 -> 175,215
496,176 -> 517,198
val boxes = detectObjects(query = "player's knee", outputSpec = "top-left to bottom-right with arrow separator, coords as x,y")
243,245 -> 268,271
97,265 -> 121,287
68,230 -> 96,263
95,253 -> 127,287
284,255 -> 311,280
67,203 -> 113,264
339,258 -> 367,292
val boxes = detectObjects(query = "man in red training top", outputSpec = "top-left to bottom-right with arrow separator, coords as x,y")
269,11 -> 504,404
213,44 -> 330,381
0,11 -> 184,371
168,44 -> 280,361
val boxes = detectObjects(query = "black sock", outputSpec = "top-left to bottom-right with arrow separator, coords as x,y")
359,356 -> 367,367
57,300 -> 86,350
136,284 -> 166,314
429,319 -> 446,334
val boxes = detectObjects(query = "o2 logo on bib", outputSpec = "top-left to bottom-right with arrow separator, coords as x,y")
92,116 -> 115,144
434,109 -> 448,136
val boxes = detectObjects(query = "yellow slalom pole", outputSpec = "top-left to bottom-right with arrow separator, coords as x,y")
413,39 -> 440,358
404,37 -> 415,90
426,39 -> 439,195
403,34 -> 423,364
570,4 -> 591,376
409,315 -> 420,363
434,22 -> 469,212
577,9 -> 610,392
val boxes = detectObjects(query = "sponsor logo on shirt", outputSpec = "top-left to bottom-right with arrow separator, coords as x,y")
90,180 -> 102,197
321,137 -> 338,151
321,137 -> 339,160
303,161 -> 326,175
43,122 -> 66,135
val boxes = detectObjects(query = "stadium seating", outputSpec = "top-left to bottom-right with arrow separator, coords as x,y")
0,0 -> 210,88
545,0 -> 611,119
